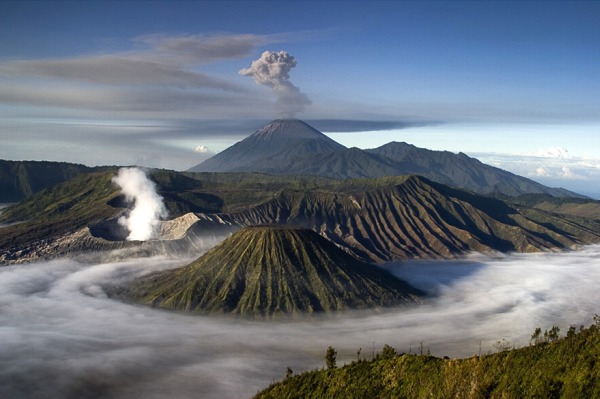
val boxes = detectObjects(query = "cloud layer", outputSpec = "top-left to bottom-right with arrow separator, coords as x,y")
0,33 -> 275,119
2,247 -> 600,398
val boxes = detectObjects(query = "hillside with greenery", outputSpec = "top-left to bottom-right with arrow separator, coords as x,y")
256,320 -> 600,399
0,159 -> 105,202
510,193 -> 600,221
119,226 -> 422,317
221,175 -> 600,262
0,171 -> 130,263
4,169 -> 600,265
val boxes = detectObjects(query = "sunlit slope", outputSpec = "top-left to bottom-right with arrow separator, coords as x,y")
126,226 -> 422,317
3,169 -> 600,265
510,193 -> 600,220
221,175 -> 600,261
255,323 -> 600,399
0,171 -> 132,263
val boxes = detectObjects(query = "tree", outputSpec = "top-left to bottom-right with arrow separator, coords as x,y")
325,346 -> 337,370
356,347 -> 362,362
567,326 -> 577,340
285,367 -> 293,379
381,344 -> 397,359
493,338 -> 512,352
531,327 -> 543,345
544,326 -> 560,343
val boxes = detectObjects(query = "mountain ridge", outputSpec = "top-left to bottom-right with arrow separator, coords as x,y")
188,119 -> 582,199
207,175 -> 600,262
0,159 -> 107,202
3,170 -> 600,265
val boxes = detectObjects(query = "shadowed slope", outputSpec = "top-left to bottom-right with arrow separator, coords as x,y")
187,119 -> 581,198
0,159 -> 104,202
189,119 -> 345,173
216,176 -> 600,262
366,142 -> 582,198
125,226 -> 422,317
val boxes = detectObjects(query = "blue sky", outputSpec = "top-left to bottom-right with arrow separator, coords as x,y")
1,1 -> 599,196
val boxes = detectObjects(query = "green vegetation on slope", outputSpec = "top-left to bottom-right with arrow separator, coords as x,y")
510,193 -> 600,221
255,321 -> 600,399
0,159 -> 106,202
3,168 -> 600,265
121,226 -> 422,317
0,170 -> 125,262
150,169 -> 337,214
221,175 -> 600,262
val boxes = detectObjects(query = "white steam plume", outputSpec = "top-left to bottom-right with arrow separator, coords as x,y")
239,50 -> 311,118
112,167 -> 168,241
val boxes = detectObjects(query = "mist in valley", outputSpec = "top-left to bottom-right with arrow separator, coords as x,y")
2,246 -> 600,399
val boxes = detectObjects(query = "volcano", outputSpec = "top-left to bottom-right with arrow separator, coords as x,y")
188,119 -> 582,198
188,119 -> 345,173
123,226 -> 422,318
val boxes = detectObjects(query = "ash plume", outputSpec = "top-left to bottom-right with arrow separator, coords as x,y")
239,50 -> 311,118
112,167 -> 167,241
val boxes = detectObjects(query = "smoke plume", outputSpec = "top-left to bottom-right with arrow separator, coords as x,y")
112,167 -> 168,241
239,50 -> 311,118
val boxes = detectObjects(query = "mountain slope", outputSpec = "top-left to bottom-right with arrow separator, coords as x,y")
187,120 -> 581,198
122,226 -> 422,317
255,322 -> 600,399
366,141 -> 580,198
509,193 -> 600,220
0,159 -> 102,202
209,175 -> 600,262
188,119 -> 345,172
4,170 -> 600,265
0,170 -> 134,263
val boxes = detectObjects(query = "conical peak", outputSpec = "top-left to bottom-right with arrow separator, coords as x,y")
126,223 -> 422,317
233,225 -> 319,241
252,119 -> 325,140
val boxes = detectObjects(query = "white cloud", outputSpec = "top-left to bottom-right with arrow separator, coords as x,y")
0,32 -> 288,122
534,166 -> 551,177
194,145 -> 211,153
2,247 -> 600,397
473,150 -> 600,195
535,146 -> 570,159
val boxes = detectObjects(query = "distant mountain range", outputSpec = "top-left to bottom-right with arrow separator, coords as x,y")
189,119 -> 581,198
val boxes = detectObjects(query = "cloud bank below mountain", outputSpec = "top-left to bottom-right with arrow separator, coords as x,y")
2,247 -> 600,398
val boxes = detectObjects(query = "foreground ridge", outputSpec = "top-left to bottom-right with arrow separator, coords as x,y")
255,321 -> 600,398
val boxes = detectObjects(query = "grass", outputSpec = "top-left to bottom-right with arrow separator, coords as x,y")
255,321 -> 600,399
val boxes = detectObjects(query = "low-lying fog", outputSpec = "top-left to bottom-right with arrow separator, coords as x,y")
2,246 -> 600,399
